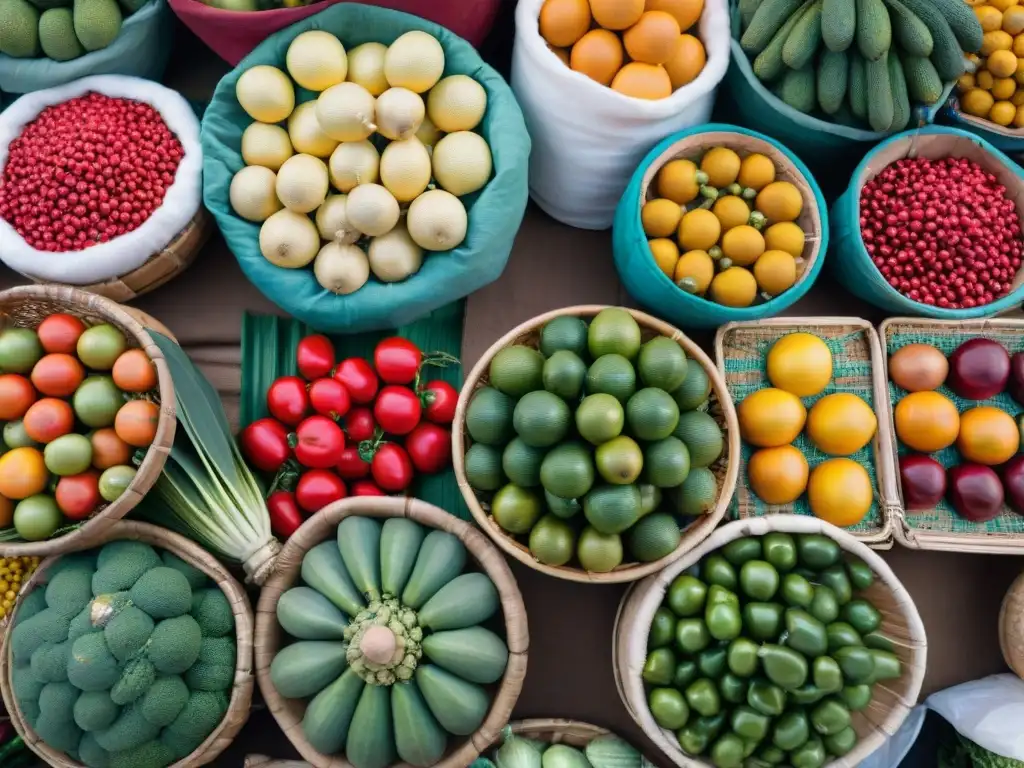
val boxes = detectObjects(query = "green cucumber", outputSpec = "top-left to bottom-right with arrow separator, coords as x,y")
822,0 -> 855,51
753,0 -> 815,81
380,519 -> 426,598
849,50 -> 868,118
888,49 -> 911,131
301,541 -> 366,617
415,665 -> 490,736
347,684 -> 396,768
422,627 -> 510,684
740,0 -> 764,30
276,587 -> 347,640
927,0 -> 983,51
418,573 -> 500,631
818,49 -> 849,114
270,640 -> 349,699
783,0 -> 823,69
302,668 -> 364,755
585,735 -> 643,768
391,682 -> 448,767
401,530 -> 467,609
778,66 -> 817,113
855,0 -> 892,61
867,53 -> 894,131
902,54 -> 943,104
898,0 -> 966,79
742,0 -> 807,53
337,517 -> 383,602
885,0 -> 933,56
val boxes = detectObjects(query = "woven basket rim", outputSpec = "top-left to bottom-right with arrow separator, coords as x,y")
999,572 -> 1024,677
0,285 -> 176,556
0,520 -> 255,768
253,495 -> 529,768
452,304 -> 742,584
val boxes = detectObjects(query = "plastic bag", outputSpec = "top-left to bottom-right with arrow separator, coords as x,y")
0,75 -> 203,284
0,0 -> 173,95
927,673 -> 1024,760
857,705 -> 928,768
509,0 -> 730,230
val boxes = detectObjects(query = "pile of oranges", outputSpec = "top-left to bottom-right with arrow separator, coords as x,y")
537,0 -> 708,99
958,0 -> 1024,127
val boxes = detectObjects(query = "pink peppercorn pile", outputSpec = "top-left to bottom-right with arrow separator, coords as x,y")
0,92 -> 185,253
859,156 -> 1023,310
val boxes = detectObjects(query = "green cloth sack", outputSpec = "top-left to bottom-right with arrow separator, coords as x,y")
0,0 -> 173,94
201,3 -> 531,334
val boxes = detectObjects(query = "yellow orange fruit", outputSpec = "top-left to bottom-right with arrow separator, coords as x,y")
983,29 -> 1014,54
673,249 -> 715,293
766,332 -> 832,397
753,249 -> 798,295
539,0 -> 592,47
549,44 -> 571,65
570,29 -> 625,85
957,406 -> 1020,465
611,62 -> 673,99
664,34 -> 706,88
989,49 -> 1019,76
1016,58 -> 1024,84
963,87 -> 995,116
709,266 -> 758,308
737,153 -> 776,190
977,4 -> 1004,31
991,0 -> 1019,13
755,181 -> 803,223
958,72 -> 977,90
763,221 -> 805,257
657,158 -> 700,204
1014,32 -> 1024,55
992,99 -> 1017,123
701,146 -> 742,188
806,393 -> 878,456
623,11 -> 682,64
1015,103 -> 1024,125
712,195 -> 752,231
677,208 -> 721,251
807,458 -> 873,528
1012,88 -> 1024,104
992,77 -> 1017,99
738,388 -> 807,447
0,447 -> 47,501
977,70 -> 996,89
748,445 -> 809,505
649,238 -> 679,278
641,197 -> 683,237
894,391 -> 961,452
645,0 -> 704,30
720,224 -> 765,266
590,0 -> 645,29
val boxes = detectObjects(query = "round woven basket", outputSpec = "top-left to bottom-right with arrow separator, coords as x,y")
254,495 -> 529,768
999,571 -> 1024,678
0,520 -> 255,768
0,285 -> 176,556
452,305 -> 741,584
613,515 -> 927,768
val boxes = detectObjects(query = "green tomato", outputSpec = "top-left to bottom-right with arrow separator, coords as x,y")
99,465 -> 136,502
73,376 -> 124,428
14,494 -> 61,541
44,434 -> 93,476
76,324 -> 127,370
3,420 -> 37,449
0,328 -> 42,373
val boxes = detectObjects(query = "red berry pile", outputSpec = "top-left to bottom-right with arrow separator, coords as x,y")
0,93 -> 184,253
860,156 -> 1023,310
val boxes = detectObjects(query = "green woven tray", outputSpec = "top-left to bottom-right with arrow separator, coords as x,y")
715,317 -> 898,549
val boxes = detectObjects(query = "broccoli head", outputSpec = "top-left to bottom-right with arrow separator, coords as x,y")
78,732 -> 110,768
73,690 -> 120,732
92,542 -> 161,596
46,567 -> 95,618
190,588 -> 234,638
160,552 -> 209,591
139,675 -> 189,728
110,657 -> 156,706
147,615 -> 202,675
129,567 -> 192,619
67,633 -> 122,692
104,605 -> 154,663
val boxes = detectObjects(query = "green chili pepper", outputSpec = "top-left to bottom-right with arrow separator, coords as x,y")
842,599 -> 882,635
710,733 -> 746,768
810,697 -> 852,735
747,678 -> 786,716
819,565 -> 853,605
762,532 -> 797,572
758,643 -> 808,690
686,678 -> 722,717
789,683 -> 826,705
845,558 -> 874,590
834,646 -> 875,683
840,683 -> 873,711
826,621 -> 863,652
642,647 -> 677,686
868,648 -> 902,681
797,534 -> 841,569
668,574 -> 709,617
703,554 -> 739,590
784,609 -> 828,657
756,745 -> 786,765
863,631 -> 895,652
743,602 -> 784,641
790,734 -> 827,768
694,712 -> 727,739
727,637 -> 760,677
676,618 -> 712,654
809,586 -> 840,624
781,573 -> 814,608
674,660 -> 699,689
649,687 -> 691,730
708,583 -> 740,606
719,672 -> 750,704
772,709 -> 810,751
812,655 -> 843,692
824,725 -> 858,756
707,599 -> 742,642
677,724 -> 708,756
739,560 -> 780,601
723,537 -> 762,566
730,705 -> 771,741
699,646 -> 729,679
650,606 -> 677,648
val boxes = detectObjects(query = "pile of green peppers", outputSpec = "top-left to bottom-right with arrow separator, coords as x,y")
642,532 -> 902,768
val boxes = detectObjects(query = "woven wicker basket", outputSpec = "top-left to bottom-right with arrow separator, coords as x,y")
613,515 -> 927,768
0,285 -> 176,556
0,520 -> 255,767
1000,571 -> 1024,678
881,317 -> 1024,554
254,496 -> 529,768
714,317 -> 899,548
452,305 -> 741,584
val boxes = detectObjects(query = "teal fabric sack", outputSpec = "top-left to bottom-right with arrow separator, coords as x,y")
201,3 -> 531,334
0,0 -> 173,94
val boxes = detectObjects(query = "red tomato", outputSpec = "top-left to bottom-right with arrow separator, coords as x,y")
421,380 -> 458,424
333,358 -> 378,404
293,415 -> 346,469
23,398 -> 75,444
345,407 -> 377,442
55,470 -> 102,519
297,335 -> 336,381
309,378 -> 351,420
336,446 -> 371,479
37,314 -> 86,355
0,375 -> 35,421
267,376 -> 310,426
374,337 -> 422,385
31,354 -> 85,398
239,418 -> 290,473
267,490 -> 304,539
351,480 -> 385,497
373,386 -> 422,435
295,469 -> 347,513
405,423 -> 452,474
371,443 -> 414,492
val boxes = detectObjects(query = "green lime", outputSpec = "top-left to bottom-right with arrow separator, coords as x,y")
489,345 -> 545,397
543,350 -> 587,401
540,442 -> 595,499
513,391 -> 571,448
464,443 -> 505,491
583,484 -> 641,535
77,324 -> 127,370
540,316 -> 589,359
0,328 -> 42,373
465,387 -> 515,446
672,360 -> 712,411
638,337 -> 688,392
638,483 -> 663,517
73,375 -> 123,428
99,465 -> 136,502
674,467 -> 719,516
585,354 -> 637,403
545,489 -> 582,519
575,393 -> 624,445
588,308 -> 642,360
626,388 -> 680,441
502,438 -> 546,487
577,526 -> 624,572
491,484 -> 543,534
673,410 -> 724,468
3,420 -> 36,450
14,494 -> 61,541
595,435 -> 644,485
648,687 -> 690,731
529,514 -> 577,566
628,513 -> 682,563
44,433 -> 93,476
644,436 -> 691,488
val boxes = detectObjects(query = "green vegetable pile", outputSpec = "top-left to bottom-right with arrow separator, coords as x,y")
463,307 -> 725,573
269,515 -> 510,768
642,532 -> 902,768
9,542 -> 237,768
471,728 -> 645,768
939,722 -> 1024,768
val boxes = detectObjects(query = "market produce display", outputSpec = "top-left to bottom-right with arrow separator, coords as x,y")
955,0 -> 1024,128
0,0 -> 150,62
641,145 -> 811,307
268,514 -> 509,766
483,726 -> 646,768
8,542 -> 237,767
536,0 -> 709,97
229,28 -> 492,294
642,531 -> 900,766
461,307 -> 727,573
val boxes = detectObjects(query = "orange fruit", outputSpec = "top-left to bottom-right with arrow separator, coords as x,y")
539,0 -> 592,47
894,391 -> 960,452
645,0 -> 704,30
677,208 -> 721,251
748,445 -> 809,504
807,458 -> 873,528
623,11 -> 681,64
957,405 -> 1020,465
656,158 -> 700,204
664,33 -> 706,89
766,332 -> 832,397
548,44 -> 571,65
590,0 -> 645,29
0,447 -> 47,500
611,62 -> 672,99
570,29 -> 624,84
738,388 -> 807,448
805,393 -> 878,456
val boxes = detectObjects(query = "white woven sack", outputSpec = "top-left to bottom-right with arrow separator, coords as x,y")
0,74 -> 202,285
510,0 -> 730,230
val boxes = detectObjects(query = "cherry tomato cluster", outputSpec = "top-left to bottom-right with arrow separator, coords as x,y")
239,334 -> 459,539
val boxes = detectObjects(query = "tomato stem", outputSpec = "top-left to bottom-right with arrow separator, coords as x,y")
357,428 -> 385,463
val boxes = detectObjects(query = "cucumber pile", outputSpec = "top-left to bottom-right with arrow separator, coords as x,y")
473,727 -> 645,768
738,0 -> 983,131
269,515 -> 510,768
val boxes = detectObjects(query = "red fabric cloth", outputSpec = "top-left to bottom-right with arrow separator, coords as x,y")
168,0 -> 500,65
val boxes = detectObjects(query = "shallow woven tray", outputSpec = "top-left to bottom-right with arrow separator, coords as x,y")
881,316 -> 1024,553
0,285 -> 176,556
714,317 -> 899,548
254,496 -> 529,768
613,515 -> 927,768
0,520 -> 255,768
1000,572 -> 1024,678
452,305 -> 742,584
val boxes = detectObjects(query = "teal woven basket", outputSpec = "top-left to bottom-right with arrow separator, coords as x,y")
201,3 -> 531,334
831,126 -> 1024,318
940,102 -> 1024,154
612,123 -> 829,329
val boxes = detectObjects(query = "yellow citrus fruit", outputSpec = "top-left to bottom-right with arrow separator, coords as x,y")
664,34 -> 706,89
977,70 -> 996,89
1016,58 -> 1024,84
720,224 -> 765,266
753,249 -> 798,295
989,48 -> 1019,76
992,0 -> 1019,12
611,62 -> 673,99
1015,103 -> 1024,125
700,147 -> 742,188
678,208 -> 722,251
645,0 -> 704,30
963,87 -> 996,116
977,4 -> 1004,31
766,332 -> 832,397
763,221 -> 805,257
1015,31 -> 1024,55
755,181 -> 803,223
712,195 -> 752,231
992,77 -> 1018,99
983,29 -> 1014,54
642,197 -> 683,237
959,72 -> 977,90
894,391 -> 960,452
957,406 -> 1020,465
748,445 -> 809,505
807,458 -> 873,528
539,0 -> 592,47
738,388 -> 807,447
806,393 -> 878,456
673,249 -> 715,293
590,0 -> 644,29
709,266 -> 758,308
649,238 -> 679,278
1013,88 -> 1024,104
657,158 -> 700,204
992,99 -> 1018,123
737,153 -> 776,191
623,11 -> 682,65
